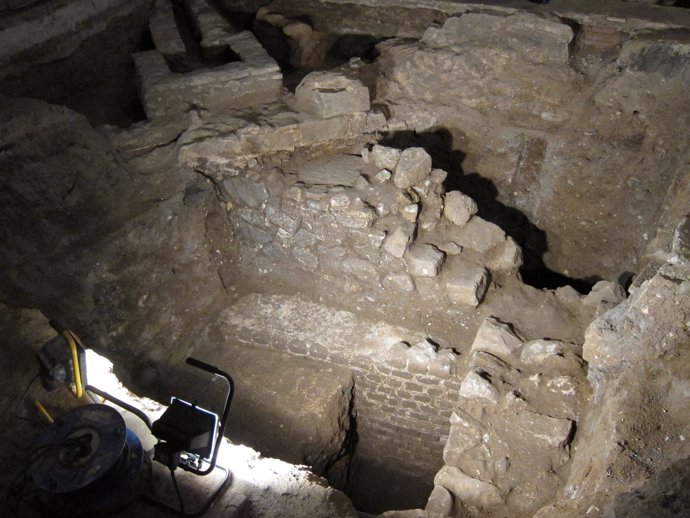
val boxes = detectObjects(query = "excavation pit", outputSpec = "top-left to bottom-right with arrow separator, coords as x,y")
1,1 -> 690,517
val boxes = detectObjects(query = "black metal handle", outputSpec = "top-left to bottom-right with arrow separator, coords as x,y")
186,357 -> 220,375
182,357 -> 234,477
49,318 -> 69,334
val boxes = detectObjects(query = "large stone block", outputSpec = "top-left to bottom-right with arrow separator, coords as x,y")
426,485 -> 454,516
394,147 -> 432,189
407,243 -> 444,277
149,0 -> 186,59
444,217 -> 505,254
335,205 -> 376,229
459,371 -> 499,403
434,466 -> 503,508
444,259 -> 489,307
383,225 -> 414,258
470,316 -> 523,361
295,72 -> 370,119
443,411 -> 482,466
487,236 -> 523,272
513,409 -> 573,448
423,13 -> 574,65
223,177 -> 268,208
371,144 -> 401,171
444,190 -> 478,227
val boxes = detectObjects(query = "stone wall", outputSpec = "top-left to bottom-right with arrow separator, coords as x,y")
375,11 -> 690,282
134,0 -> 283,118
219,145 -> 521,311
426,316 -> 591,517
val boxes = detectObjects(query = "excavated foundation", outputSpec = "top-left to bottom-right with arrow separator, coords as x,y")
1,1 -> 690,517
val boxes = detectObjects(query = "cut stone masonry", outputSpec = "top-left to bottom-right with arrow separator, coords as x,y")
427,315 -> 589,517
221,144 -> 520,309
133,0 -> 282,118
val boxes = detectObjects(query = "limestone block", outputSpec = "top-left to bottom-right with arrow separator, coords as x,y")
295,72 -> 370,119
149,0 -> 186,59
329,192 -> 352,210
284,186 -> 306,203
265,204 -> 300,236
405,339 -> 438,374
293,228 -> 318,248
402,203 -> 419,223
373,169 -> 392,184
394,147 -> 432,189
383,225 -> 414,258
238,207 -> 266,228
426,485 -> 454,516
470,317 -> 523,361
430,169 -> 448,184
342,257 -> 379,283
384,341 -> 410,369
423,13 -> 573,65
350,229 -> 386,249
428,354 -> 453,379
238,222 -> 272,244
407,243 -> 444,277
514,409 -> 574,448
292,246 -> 318,271
444,191 -> 478,227
487,237 -> 523,272
521,339 -> 575,364
443,411 -> 482,466
223,177 -> 268,208
459,371 -> 499,403
298,154 -> 364,187
336,206 -> 376,229
371,144 -> 401,171
298,116 -> 353,145
444,260 -> 489,307
382,272 -> 415,292
437,241 -> 462,256
354,175 -> 369,191
434,466 -> 503,508
582,280 -> 626,315
316,245 -> 345,276
444,217 -> 505,254
308,217 -> 347,244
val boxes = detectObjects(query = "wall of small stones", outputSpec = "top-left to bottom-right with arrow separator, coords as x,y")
223,144 -> 522,310
216,142 -> 527,494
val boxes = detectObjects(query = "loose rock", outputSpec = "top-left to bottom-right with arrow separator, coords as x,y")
407,243 -> 445,277
371,144 -> 401,171
295,72 -> 370,119
434,466 -> 503,508
394,147 -> 432,189
444,191 -> 478,227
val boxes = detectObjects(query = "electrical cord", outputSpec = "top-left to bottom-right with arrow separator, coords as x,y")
5,441 -> 56,517
170,468 -> 186,516
144,462 -> 231,517
12,373 -> 41,425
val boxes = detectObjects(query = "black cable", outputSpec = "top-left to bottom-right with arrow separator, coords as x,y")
170,468 -> 186,515
144,462 -> 231,517
12,373 -> 40,423
4,441 -> 55,517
